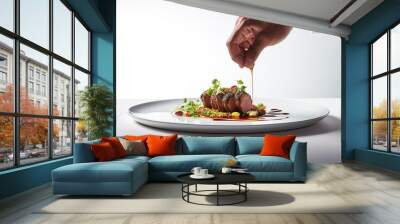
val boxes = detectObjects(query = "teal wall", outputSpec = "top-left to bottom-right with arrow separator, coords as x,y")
0,158 -> 72,199
0,0 -> 116,200
343,0 -> 400,171
91,0 -> 116,135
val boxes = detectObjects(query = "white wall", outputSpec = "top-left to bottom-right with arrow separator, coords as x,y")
116,0 -> 342,163
117,0 -> 341,100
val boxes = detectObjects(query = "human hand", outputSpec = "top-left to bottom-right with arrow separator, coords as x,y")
226,17 -> 292,69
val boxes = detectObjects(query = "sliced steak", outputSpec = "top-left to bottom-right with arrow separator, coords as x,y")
216,92 -> 225,112
235,92 -> 252,113
222,92 -> 237,112
200,91 -> 212,108
210,94 -> 219,110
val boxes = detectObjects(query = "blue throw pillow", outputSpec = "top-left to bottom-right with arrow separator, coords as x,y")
73,139 -> 100,163
236,137 -> 264,155
180,137 -> 235,155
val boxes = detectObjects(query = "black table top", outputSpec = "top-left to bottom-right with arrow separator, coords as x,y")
177,172 -> 255,185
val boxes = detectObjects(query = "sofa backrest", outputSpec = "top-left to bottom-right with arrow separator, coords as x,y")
178,136 -> 236,155
73,139 -> 100,163
235,136 -> 264,155
73,136 -> 302,162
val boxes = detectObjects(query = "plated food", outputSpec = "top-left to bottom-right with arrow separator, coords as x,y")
174,79 -> 270,120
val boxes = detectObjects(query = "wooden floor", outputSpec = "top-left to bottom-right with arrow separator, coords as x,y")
1,162 -> 400,224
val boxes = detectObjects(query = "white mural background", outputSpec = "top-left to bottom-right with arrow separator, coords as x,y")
116,0 -> 342,163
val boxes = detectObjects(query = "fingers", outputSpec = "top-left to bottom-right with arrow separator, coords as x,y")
226,17 -> 260,68
243,42 -> 264,69
227,41 -> 245,68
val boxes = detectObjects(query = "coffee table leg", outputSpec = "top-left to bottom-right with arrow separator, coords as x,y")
245,183 -> 247,201
216,184 -> 219,206
195,184 -> 198,192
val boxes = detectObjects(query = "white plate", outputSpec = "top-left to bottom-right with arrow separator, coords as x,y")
190,174 -> 215,179
129,98 -> 329,133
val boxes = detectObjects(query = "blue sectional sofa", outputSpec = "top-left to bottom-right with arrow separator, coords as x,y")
52,136 -> 307,196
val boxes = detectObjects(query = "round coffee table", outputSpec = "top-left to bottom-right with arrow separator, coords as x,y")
177,173 -> 255,206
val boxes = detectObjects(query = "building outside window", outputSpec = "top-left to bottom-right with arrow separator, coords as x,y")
370,23 -> 400,153
0,0 -> 91,170
0,54 -> 8,90
35,70 -> 40,81
0,71 -> 6,84
0,54 -> 7,67
41,85 -> 46,97
41,73 -> 46,83
28,81 -> 34,94
28,66 -> 34,79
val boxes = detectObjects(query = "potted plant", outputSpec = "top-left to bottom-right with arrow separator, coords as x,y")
79,84 -> 113,140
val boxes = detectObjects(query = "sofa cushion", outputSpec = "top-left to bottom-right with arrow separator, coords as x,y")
118,138 -> 147,156
91,142 -> 118,161
101,137 -> 127,158
147,134 -> 177,157
180,137 -> 235,155
260,134 -> 296,159
53,159 -> 147,183
236,155 -> 293,172
236,137 -> 263,155
149,154 -> 235,172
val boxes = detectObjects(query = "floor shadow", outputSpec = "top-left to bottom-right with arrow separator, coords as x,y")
203,190 -> 295,207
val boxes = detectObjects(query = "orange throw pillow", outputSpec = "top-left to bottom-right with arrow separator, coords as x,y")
101,137 -> 127,158
91,142 -> 117,161
146,134 -> 177,157
124,135 -> 149,142
124,135 -> 149,143
260,134 -> 296,159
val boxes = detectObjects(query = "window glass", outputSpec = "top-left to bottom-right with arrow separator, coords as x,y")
53,119 -> 72,157
74,18 -> 89,69
372,77 -> 387,119
20,44 -> 49,115
372,121 -> 388,151
391,72 -> 400,118
372,33 -> 387,76
392,24 -> 400,70
19,117 -> 49,165
20,0 -> 49,49
0,0 -> 13,31
391,120 -> 400,153
0,116 -> 13,170
0,34 -> 13,113
53,0 -> 72,60
74,69 -> 89,118
53,59 -> 72,117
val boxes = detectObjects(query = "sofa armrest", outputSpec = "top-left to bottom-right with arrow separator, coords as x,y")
289,141 -> 307,181
73,140 -> 100,163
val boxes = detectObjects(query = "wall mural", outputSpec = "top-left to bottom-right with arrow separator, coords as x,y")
117,0 -> 341,163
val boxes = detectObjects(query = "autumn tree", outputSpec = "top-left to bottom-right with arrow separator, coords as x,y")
0,84 -> 60,152
372,99 -> 400,143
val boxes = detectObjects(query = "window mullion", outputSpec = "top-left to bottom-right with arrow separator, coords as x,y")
13,0 -> 20,167
48,0 -> 54,160
71,10 -> 76,155
388,30 -> 391,152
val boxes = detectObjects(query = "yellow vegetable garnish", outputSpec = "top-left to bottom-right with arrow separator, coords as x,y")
226,159 -> 237,167
231,112 -> 240,119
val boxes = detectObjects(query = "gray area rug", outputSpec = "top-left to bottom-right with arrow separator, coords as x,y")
38,183 -> 361,214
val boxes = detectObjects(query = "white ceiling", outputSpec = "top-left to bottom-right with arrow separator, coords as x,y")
166,0 -> 384,38
227,0 -> 352,22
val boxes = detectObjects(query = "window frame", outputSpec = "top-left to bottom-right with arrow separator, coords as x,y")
0,0 -> 91,171
370,20 -> 400,154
